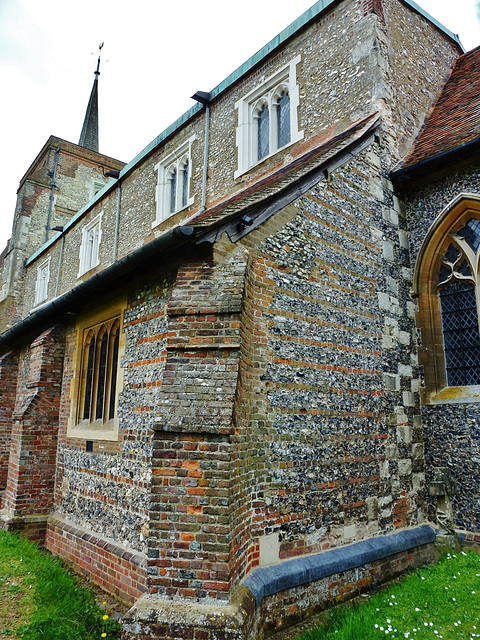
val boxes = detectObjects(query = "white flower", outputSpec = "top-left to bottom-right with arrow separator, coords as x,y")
415,608 -> 421,611
387,620 -> 391,624
453,597 -> 456,601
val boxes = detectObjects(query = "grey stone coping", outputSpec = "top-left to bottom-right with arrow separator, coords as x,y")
243,525 -> 436,607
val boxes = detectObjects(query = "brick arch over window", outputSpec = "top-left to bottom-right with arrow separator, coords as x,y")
413,194 -> 480,403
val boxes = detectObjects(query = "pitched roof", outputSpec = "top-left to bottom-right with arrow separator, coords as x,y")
399,45 -> 480,170
189,113 -> 380,232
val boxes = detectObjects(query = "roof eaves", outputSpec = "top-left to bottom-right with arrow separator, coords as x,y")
391,135 -> 480,187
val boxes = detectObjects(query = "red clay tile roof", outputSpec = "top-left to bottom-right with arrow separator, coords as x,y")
399,45 -> 480,169
189,113 -> 380,230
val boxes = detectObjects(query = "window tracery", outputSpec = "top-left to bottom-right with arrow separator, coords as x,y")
413,197 -> 480,402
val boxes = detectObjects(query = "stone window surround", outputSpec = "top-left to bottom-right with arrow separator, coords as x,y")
67,299 -> 126,442
34,256 -> 51,307
89,178 -> 106,201
234,54 -> 303,179
413,193 -> 480,405
78,211 -> 103,277
153,135 -> 196,228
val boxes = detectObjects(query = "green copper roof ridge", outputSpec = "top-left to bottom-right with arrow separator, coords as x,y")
117,0 -> 463,181
118,0 -> 338,181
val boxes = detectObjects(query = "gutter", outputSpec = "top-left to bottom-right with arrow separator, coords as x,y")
391,136 -> 480,188
0,226 -> 195,351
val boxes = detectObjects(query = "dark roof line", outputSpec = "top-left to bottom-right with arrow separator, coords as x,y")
0,227 -> 195,352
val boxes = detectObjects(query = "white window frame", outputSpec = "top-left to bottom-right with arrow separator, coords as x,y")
34,256 -> 51,306
78,211 -> 103,277
89,179 -> 106,201
234,55 -> 303,179
153,135 -> 196,228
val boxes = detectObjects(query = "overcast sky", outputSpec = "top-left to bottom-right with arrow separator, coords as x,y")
1,0 -> 479,251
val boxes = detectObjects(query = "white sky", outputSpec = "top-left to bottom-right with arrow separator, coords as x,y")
0,0 -> 479,251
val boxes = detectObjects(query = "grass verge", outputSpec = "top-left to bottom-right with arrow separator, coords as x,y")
0,530 -> 121,639
298,549 -> 480,640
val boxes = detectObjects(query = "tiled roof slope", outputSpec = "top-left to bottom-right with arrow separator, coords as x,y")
399,45 -> 480,169
190,113 -> 380,230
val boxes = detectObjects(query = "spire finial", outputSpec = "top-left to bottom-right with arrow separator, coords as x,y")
95,42 -> 104,76
79,43 -> 104,152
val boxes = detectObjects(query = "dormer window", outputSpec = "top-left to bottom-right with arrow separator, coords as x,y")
234,55 -> 303,178
154,135 -> 196,227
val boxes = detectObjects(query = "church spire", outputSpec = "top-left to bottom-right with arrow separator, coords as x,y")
79,43 -> 103,152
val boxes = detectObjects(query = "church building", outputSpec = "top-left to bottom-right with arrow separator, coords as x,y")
0,1 -> 479,638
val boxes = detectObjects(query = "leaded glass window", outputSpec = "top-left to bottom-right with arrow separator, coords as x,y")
169,168 -> 177,214
437,217 -> 480,387
277,91 -> 290,149
79,317 -> 121,423
258,104 -> 270,161
440,282 -> 480,386
181,161 -> 189,209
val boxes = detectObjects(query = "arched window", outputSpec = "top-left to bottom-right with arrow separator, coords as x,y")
180,159 -> 189,210
276,90 -> 290,149
169,168 -> 177,214
79,317 -> 121,424
437,237 -> 480,386
257,104 -> 270,161
414,196 -> 480,401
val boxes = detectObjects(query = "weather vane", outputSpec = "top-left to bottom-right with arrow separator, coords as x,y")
95,42 -> 104,75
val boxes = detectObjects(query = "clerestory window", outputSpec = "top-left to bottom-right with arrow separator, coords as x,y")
154,135 -> 195,227
78,212 -> 102,276
234,55 -> 303,178
34,256 -> 51,306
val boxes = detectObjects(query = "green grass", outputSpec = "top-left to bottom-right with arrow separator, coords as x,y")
298,550 -> 480,640
0,530 -> 120,639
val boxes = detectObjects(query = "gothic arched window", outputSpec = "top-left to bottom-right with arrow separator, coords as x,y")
413,197 -> 480,402
257,104 -> 270,161
437,229 -> 480,386
276,90 -> 291,149
79,317 -> 121,424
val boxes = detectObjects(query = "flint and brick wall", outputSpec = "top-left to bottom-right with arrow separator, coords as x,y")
224,140 -> 426,592
1,326 -> 64,542
402,162 -> 480,532
148,241 -> 248,600
46,516 -> 147,604
0,352 -> 17,490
